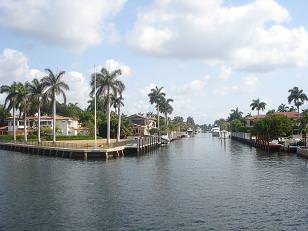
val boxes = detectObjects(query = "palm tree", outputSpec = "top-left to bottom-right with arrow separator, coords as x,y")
228,107 -> 243,121
277,103 -> 289,112
288,87 -> 308,117
41,69 -> 69,143
250,98 -> 267,116
28,78 -> 47,143
17,82 -> 30,142
90,67 -> 124,144
159,98 -> 174,126
0,82 -> 19,141
112,94 -> 124,142
148,86 -> 166,130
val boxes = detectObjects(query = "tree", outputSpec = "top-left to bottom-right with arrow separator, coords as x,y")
159,98 -> 174,126
288,106 -> 297,112
186,116 -> 195,126
0,104 -> 10,126
228,107 -> 243,121
90,67 -> 124,144
252,114 -> 293,140
148,86 -> 166,131
250,98 -> 267,115
230,119 -> 245,132
277,103 -> 289,112
288,87 -> 308,117
0,82 -> 19,141
42,69 -> 69,143
17,82 -> 30,142
266,109 -> 275,115
299,111 -> 308,147
111,94 -> 125,142
28,78 -> 47,142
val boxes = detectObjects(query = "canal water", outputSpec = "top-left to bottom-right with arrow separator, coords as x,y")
0,133 -> 307,230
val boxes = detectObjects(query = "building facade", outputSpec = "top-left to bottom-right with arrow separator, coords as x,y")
128,114 -> 157,136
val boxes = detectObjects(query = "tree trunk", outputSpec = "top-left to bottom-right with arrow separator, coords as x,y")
107,88 -> 111,144
24,111 -> 27,143
38,102 -> 41,143
257,110 -> 260,116
116,105 -> 121,142
157,105 -> 160,129
53,97 -> 56,143
13,105 -> 16,142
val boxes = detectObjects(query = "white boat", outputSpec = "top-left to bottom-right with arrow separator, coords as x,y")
187,128 -> 193,136
161,135 -> 170,144
211,127 -> 220,137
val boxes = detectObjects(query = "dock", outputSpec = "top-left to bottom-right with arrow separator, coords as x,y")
0,136 -> 162,160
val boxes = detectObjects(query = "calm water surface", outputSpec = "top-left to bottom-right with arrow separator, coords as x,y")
0,133 -> 307,230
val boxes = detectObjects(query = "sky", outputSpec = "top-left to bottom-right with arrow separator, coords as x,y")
0,0 -> 308,124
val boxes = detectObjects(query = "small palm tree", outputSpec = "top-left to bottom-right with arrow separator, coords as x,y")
112,94 -> 125,142
277,103 -> 289,112
17,82 -> 30,142
159,98 -> 174,126
250,98 -> 267,116
90,67 -> 124,144
28,78 -> 47,142
288,87 -> 308,117
0,82 -> 19,141
229,107 -> 243,121
148,86 -> 166,130
41,69 -> 69,143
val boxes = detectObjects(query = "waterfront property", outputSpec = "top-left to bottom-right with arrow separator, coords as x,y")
244,112 -> 300,127
128,114 -> 157,136
3,115 -> 88,136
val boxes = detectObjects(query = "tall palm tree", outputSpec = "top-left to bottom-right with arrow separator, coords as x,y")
148,86 -> 166,130
250,98 -> 267,116
41,69 -> 69,143
288,87 -> 308,117
112,94 -> 125,142
17,82 -> 30,142
159,98 -> 174,126
277,103 -> 289,112
90,67 -> 124,144
0,82 -> 19,141
28,78 -> 47,143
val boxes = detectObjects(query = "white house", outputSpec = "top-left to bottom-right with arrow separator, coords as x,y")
6,115 -> 88,136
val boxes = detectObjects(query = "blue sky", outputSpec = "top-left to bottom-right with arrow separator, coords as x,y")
0,0 -> 308,124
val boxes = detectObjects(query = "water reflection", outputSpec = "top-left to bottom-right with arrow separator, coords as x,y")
0,134 -> 307,230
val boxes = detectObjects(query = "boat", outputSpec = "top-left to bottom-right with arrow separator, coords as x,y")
187,128 -> 193,136
161,135 -> 170,144
211,127 -> 220,137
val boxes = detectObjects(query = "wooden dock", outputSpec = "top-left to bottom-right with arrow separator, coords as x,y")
0,136 -> 161,160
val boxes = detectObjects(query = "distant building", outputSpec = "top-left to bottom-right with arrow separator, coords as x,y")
3,115 -> 88,136
245,112 -> 300,127
128,114 -> 157,136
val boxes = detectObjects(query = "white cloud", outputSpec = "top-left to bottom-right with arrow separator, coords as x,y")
104,59 -> 132,76
177,79 -> 205,93
128,0 -> 308,72
0,48 -> 89,108
64,72 -> 91,109
0,0 -> 126,52
205,66 -> 232,81
214,75 -> 259,96
0,48 -> 43,85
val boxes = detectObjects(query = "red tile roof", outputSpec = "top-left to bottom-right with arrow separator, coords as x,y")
246,112 -> 300,120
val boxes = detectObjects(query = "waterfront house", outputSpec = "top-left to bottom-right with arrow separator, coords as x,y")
128,114 -> 157,136
5,115 -> 88,136
245,112 -> 300,127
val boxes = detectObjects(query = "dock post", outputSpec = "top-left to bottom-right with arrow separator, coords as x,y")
84,152 -> 88,160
